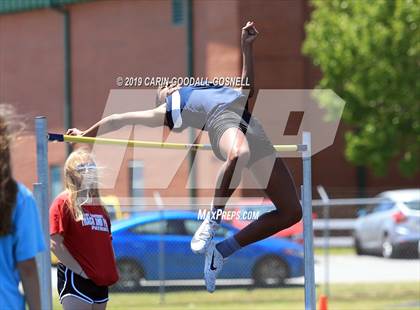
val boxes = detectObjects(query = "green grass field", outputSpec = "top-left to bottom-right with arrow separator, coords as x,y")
53,282 -> 419,310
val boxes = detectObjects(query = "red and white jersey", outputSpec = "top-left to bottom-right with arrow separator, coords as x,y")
50,192 -> 119,286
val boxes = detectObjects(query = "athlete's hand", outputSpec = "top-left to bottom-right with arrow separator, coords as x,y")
66,128 -> 84,136
241,21 -> 258,47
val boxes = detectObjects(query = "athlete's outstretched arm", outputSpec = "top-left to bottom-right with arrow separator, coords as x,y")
241,21 -> 258,98
67,104 -> 166,137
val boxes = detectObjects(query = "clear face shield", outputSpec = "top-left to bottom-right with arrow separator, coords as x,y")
75,162 -> 99,205
76,163 -> 98,188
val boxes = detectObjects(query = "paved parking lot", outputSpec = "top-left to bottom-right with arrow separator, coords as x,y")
288,254 -> 420,284
51,254 -> 420,292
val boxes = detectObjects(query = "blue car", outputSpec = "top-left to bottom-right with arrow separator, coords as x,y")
112,211 -> 304,290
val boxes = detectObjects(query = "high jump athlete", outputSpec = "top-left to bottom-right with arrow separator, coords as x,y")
50,149 -> 119,309
67,21 -> 302,293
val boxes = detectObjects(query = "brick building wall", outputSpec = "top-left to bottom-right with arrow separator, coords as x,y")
0,0 -> 418,205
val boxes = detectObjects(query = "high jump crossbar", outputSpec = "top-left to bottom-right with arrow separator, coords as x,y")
35,117 -> 316,310
47,133 -> 308,153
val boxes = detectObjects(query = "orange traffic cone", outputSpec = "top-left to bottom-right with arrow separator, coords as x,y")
318,294 -> 328,310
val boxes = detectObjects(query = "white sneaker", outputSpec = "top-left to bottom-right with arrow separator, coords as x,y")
204,242 -> 225,293
191,216 -> 219,254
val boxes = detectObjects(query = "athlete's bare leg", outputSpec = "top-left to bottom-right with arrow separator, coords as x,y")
212,127 -> 250,218
234,154 -> 302,246
62,296 -> 92,310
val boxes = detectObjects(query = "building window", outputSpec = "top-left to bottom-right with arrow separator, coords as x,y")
129,160 -> 144,209
50,165 -> 63,200
172,0 -> 185,25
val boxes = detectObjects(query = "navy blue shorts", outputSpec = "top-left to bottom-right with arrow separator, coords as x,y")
57,263 -> 108,304
208,107 -> 275,167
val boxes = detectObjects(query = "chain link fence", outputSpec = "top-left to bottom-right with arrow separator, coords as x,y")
103,194 -> 419,295
108,205 -> 305,293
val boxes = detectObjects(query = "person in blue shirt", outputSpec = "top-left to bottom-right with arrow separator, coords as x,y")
0,104 -> 45,310
67,21 -> 302,293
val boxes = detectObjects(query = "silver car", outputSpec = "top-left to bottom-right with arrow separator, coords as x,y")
354,189 -> 420,258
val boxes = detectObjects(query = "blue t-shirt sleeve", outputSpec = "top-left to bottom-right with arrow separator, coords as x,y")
13,185 -> 46,262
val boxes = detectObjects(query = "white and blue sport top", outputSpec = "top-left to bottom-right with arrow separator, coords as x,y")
165,83 -> 246,131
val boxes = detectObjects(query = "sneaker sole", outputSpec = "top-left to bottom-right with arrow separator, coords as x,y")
191,240 -> 209,254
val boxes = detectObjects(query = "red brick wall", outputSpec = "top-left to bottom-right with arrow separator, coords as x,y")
238,0 -> 419,197
1,0 -> 418,205
0,8 -> 66,193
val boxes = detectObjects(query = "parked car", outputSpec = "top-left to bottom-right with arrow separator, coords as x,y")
111,211 -> 304,291
354,189 -> 420,258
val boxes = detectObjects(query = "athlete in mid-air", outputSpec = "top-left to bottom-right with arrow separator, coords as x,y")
67,21 -> 302,293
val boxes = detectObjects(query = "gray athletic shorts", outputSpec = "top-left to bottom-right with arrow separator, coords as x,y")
207,107 -> 275,167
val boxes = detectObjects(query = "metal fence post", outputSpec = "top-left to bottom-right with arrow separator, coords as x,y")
35,117 -> 52,310
317,185 -> 331,298
153,192 -> 165,304
33,183 -> 44,306
302,131 -> 316,310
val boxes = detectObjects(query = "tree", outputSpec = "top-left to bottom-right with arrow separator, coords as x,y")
303,0 -> 419,177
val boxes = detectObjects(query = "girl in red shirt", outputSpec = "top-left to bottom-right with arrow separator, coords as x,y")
50,149 -> 118,310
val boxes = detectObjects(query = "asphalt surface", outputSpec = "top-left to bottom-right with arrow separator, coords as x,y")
289,254 -> 420,284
